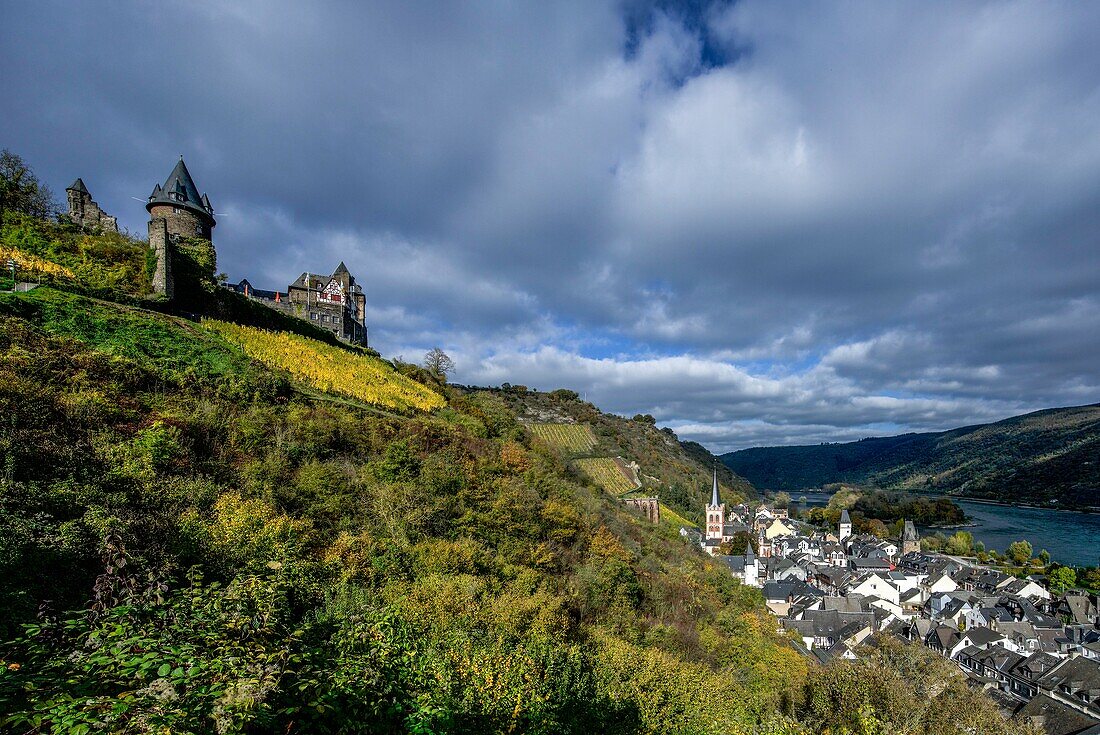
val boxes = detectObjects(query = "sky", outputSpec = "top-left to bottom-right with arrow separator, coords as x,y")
3,1 -> 1099,453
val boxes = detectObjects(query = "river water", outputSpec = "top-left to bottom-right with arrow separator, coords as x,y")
795,491 -> 1100,568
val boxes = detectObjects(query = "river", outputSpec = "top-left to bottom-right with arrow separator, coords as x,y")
794,491 -> 1100,568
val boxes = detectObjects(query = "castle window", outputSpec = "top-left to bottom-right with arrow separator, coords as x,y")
310,312 -> 318,320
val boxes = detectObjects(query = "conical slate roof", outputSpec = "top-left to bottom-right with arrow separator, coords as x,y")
146,157 -> 215,223
840,509 -> 851,524
67,178 -> 89,194
710,467 -> 721,507
333,261 -> 350,275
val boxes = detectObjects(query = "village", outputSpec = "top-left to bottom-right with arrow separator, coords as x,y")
684,472 -> 1100,735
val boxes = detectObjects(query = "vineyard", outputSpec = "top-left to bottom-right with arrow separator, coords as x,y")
527,423 -> 597,454
203,320 -> 445,412
573,457 -> 637,494
0,245 -> 75,279
658,504 -> 698,529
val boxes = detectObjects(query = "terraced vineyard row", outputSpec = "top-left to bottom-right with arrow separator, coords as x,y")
527,423 -> 597,454
203,320 -> 446,412
574,457 -> 637,494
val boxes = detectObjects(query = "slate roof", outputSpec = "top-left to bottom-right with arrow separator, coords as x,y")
960,627 -> 1007,648
1039,657 -> 1100,717
1014,693 -> 1100,735
902,520 -> 918,542
1014,651 -> 1062,681
928,625 -> 960,650
67,177 -> 88,193
147,157 -> 215,221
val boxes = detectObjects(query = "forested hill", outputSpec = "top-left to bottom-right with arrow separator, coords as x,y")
723,404 -> 1100,507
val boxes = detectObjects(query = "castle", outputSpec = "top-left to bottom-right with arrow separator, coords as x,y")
227,265 -> 368,346
68,157 -> 368,346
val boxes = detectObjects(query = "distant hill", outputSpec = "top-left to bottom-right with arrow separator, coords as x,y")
723,404 -> 1100,507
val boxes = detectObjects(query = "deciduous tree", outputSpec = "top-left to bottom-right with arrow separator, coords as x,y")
422,347 -> 455,380
0,149 -> 57,220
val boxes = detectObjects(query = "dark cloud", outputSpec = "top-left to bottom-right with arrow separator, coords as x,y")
3,1 -> 1098,451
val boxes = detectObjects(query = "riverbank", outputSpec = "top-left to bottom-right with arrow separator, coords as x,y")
794,490 -> 1100,568
887,487 -> 1100,514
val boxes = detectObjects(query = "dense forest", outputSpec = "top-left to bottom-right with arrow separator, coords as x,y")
0,153 -> 1040,734
723,407 -> 1100,507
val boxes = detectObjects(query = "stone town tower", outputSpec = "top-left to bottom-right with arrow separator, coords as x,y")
146,157 -> 216,298
839,508 -> 852,545
902,520 -> 920,556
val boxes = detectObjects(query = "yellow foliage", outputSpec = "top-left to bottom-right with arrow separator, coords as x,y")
527,423 -> 596,453
202,320 -> 445,412
574,457 -> 636,494
183,492 -> 310,570
595,632 -> 758,734
0,245 -> 74,279
588,526 -> 633,563
499,440 -> 531,472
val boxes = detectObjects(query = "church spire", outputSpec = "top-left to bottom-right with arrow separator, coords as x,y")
711,466 -> 721,507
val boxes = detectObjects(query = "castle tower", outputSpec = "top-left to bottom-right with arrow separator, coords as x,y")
146,157 -> 216,297
902,520 -> 920,556
66,178 -> 118,233
705,467 -> 726,549
838,508 -> 852,545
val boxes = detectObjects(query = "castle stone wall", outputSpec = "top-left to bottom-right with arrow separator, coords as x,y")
148,218 -> 173,298
147,204 -> 213,241
624,497 -> 661,524
67,188 -> 118,233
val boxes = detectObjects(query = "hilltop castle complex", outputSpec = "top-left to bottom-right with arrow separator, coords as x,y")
68,157 -> 368,346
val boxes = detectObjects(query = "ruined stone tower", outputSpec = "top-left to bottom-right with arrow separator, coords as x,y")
146,157 -> 216,298
66,178 -> 118,232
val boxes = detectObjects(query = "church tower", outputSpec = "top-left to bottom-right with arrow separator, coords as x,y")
146,157 -> 216,297
705,467 -> 726,548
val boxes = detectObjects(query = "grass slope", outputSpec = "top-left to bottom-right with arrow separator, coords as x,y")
723,404 -> 1100,506
0,287 -> 260,384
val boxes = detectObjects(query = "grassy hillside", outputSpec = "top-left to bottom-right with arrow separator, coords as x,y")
0,199 -> 1037,734
724,404 -> 1100,507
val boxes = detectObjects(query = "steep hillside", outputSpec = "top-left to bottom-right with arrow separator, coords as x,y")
482,387 -> 756,524
723,404 -> 1100,507
0,199 -> 1037,734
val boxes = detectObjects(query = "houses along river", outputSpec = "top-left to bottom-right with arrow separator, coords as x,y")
796,491 -> 1100,567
